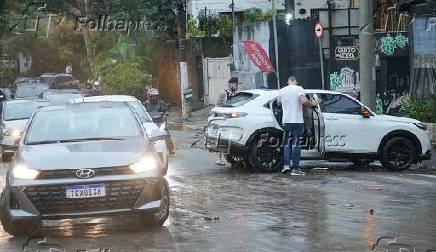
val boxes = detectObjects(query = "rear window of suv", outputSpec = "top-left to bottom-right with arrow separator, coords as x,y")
219,92 -> 258,107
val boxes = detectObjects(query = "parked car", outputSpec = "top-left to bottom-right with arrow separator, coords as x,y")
0,99 -> 49,161
14,83 -> 50,100
39,89 -> 83,105
49,74 -> 79,89
71,95 -> 169,174
38,73 -> 57,83
0,88 -> 15,100
0,102 -> 170,236
205,89 -> 432,172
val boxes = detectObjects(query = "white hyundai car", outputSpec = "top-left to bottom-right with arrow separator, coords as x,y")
205,89 -> 432,172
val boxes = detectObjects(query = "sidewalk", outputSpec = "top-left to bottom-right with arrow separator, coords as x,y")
168,106 -> 213,132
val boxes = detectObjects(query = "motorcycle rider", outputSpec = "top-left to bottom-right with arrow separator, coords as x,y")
143,88 -> 176,156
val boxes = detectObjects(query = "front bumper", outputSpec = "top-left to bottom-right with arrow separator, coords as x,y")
419,150 -> 432,161
205,132 -> 247,156
5,177 -> 167,221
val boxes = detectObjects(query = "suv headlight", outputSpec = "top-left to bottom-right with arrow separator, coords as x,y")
414,123 -> 428,131
4,129 -> 20,137
13,164 -> 40,179
129,156 -> 157,173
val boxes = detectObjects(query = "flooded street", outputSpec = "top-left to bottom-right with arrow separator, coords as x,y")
0,130 -> 435,252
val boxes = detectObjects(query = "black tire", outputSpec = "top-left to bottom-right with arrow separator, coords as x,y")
142,181 -> 170,227
224,155 -> 250,168
248,132 -> 283,172
381,136 -> 417,171
0,190 -> 39,236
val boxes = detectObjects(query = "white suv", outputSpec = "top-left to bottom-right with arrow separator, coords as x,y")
205,89 -> 432,172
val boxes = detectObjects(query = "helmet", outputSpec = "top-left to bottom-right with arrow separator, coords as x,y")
147,88 -> 159,102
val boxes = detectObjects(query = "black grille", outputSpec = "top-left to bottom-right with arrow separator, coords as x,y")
24,180 -> 145,215
38,166 -> 134,179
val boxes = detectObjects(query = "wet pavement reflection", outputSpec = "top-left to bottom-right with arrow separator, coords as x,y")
0,130 -> 435,251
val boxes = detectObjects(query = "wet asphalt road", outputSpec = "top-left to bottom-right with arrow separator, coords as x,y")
0,130 -> 435,252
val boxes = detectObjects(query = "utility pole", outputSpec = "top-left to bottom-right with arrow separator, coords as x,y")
178,1 -> 189,118
230,0 -> 235,29
359,0 -> 376,111
272,0 -> 280,89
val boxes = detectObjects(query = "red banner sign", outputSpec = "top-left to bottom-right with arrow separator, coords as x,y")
242,40 -> 275,73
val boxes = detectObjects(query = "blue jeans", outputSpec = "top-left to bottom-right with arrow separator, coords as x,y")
283,123 -> 304,169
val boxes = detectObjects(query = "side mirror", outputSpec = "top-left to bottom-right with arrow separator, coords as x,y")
149,128 -> 168,141
360,107 -> 371,118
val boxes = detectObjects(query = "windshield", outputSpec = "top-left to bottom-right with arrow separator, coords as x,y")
3,101 -> 42,121
25,103 -> 142,144
16,85 -> 49,98
127,101 -> 152,123
219,92 -> 257,107
38,76 -> 52,83
45,93 -> 83,102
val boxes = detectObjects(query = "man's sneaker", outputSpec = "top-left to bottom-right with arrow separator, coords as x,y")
281,166 -> 291,174
291,169 -> 306,176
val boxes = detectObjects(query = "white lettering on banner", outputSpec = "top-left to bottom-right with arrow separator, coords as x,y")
426,17 -> 436,31
335,46 -> 359,60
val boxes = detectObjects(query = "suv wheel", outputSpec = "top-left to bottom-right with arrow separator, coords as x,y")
224,155 -> 250,169
381,136 -> 416,171
249,133 -> 283,172
142,181 -> 170,227
0,191 -> 39,236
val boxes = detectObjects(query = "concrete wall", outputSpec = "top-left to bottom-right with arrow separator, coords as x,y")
152,42 -> 181,106
232,21 -> 271,90
294,0 -> 356,19
188,0 -> 285,19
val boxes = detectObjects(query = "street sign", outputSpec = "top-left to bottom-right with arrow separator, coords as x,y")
315,22 -> 323,38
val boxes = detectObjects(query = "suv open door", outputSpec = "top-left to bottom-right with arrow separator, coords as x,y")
269,94 -> 325,159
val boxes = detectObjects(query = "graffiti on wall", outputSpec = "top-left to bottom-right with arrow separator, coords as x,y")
379,34 -> 409,56
329,67 -> 360,93
376,90 -> 409,115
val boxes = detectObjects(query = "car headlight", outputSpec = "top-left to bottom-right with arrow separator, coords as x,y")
129,156 -> 157,173
4,129 -> 21,139
414,123 -> 428,131
13,164 -> 40,180
11,130 -> 21,140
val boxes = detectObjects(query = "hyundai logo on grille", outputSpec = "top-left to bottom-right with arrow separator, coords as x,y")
75,169 -> 96,179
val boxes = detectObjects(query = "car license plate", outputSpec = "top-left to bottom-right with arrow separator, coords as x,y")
65,184 -> 106,199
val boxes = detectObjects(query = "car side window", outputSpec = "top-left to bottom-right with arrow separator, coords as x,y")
318,94 -> 361,115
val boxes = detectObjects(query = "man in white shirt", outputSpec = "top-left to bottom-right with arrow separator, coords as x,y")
278,76 -> 320,175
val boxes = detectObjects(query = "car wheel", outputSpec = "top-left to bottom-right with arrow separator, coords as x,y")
0,190 -> 39,236
249,133 -> 283,172
224,155 -> 250,168
381,136 -> 416,171
142,181 -> 170,227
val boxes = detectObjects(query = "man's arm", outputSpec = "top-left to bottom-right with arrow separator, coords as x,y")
299,95 -> 320,107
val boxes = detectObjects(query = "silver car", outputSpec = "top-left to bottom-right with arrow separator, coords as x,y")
0,102 -> 170,236
0,99 -> 49,161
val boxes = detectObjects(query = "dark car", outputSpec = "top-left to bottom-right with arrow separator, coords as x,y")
49,74 -> 79,89
39,89 -> 83,105
14,83 -> 50,99
0,102 -> 170,236
0,88 -> 14,100
38,73 -> 57,83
